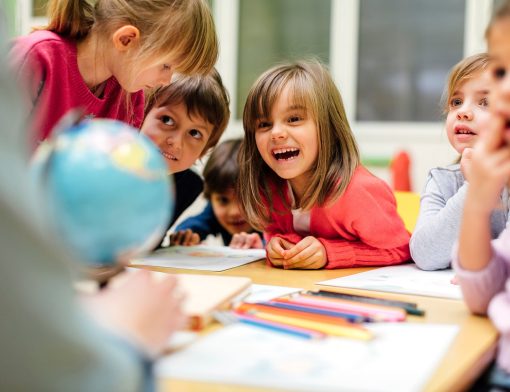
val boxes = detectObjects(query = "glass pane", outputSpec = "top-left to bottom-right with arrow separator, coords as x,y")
357,0 -> 465,122
237,0 -> 331,119
33,0 -> 48,17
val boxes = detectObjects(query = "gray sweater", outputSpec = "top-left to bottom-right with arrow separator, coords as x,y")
410,164 -> 509,270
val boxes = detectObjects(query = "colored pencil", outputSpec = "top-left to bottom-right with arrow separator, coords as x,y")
237,302 -> 362,326
235,313 -> 326,340
259,300 -> 367,323
239,310 -> 373,340
274,295 -> 406,322
308,290 -> 425,316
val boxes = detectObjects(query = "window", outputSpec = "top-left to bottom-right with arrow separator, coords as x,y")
236,0 -> 331,118
356,0 -> 465,122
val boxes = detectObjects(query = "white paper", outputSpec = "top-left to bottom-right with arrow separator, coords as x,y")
157,323 -> 458,392
130,245 -> 266,272
318,264 -> 462,300
242,284 -> 302,303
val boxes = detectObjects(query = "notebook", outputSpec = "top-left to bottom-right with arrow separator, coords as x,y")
170,273 -> 252,330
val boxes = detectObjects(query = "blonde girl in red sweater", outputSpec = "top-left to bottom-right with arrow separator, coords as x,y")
238,59 -> 411,269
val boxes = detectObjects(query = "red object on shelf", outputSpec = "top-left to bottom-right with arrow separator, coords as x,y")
390,151 -> 411,191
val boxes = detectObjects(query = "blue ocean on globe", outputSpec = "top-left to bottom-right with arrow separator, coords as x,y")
32,118 -> 173,266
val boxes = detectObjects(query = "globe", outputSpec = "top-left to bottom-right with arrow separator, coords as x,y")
32,118 -> 173,266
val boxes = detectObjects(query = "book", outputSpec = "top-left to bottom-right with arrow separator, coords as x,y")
130,245 -> 266,272
173,273 -> 252,330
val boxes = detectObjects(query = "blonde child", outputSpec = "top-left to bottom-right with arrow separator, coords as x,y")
410,53 -> 508,270
238,59 -> 411,270
171,139 -> 263,249
141,69 -> 230,243
10,0 -> 218,150
455,0 -> 510,380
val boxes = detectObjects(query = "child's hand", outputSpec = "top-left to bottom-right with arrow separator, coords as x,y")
229,232 -> 264,249
467,115 -> 510,213
460,147 -> 473,181
169,229 -> 201,246
81,269 -> 186,356
266,236 -> 294,267
281,236 -> 327,270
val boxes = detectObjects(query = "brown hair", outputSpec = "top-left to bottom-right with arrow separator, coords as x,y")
442,53 -> 490,114
238,59 -> 360,230
146,68 -> 230,155
203,139 -> 242,199
40,0 -> 218,75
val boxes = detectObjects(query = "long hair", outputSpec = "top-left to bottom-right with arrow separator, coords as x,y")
441,53 -> 490,115
145,68 -> 230,156
41,0 -> 218,76
238,59 -> 360,230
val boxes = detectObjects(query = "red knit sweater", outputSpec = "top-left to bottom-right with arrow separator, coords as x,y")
264,166 -> 411,269
10,31 -> 144,149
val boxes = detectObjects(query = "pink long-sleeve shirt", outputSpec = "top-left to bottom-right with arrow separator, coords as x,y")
10,30 -> 144,149
263,166 -> 411,269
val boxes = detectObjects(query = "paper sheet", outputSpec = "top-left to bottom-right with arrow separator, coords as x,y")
157,323 -> 458,392
318,264 -> 462,300
243,284 -> 302,303
130,245 -> 266,272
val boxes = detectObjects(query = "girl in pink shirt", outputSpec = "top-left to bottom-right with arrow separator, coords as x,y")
455,0 -> 510,379
10,0 -> 218,150
238,60 -> 410,270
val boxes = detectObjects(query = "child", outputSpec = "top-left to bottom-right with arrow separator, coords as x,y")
10,0 -> 218,150
0,25 -> 184,390
410,53 -> 508,270
238,59 -> 411,269
141,69 -> 230,243
171,139 -> 264,249
455,0 -> 510,379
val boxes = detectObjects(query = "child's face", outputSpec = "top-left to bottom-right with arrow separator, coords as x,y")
210,188 -> 253,235
488,18 -> 510,143
141,102 -> 213,173
254,85 -> 318,198
445,69 -> 492,154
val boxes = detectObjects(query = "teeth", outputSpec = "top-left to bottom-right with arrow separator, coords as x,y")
456,129 -> 474,135
273,148 -> 299,154
161,151 -> 177,160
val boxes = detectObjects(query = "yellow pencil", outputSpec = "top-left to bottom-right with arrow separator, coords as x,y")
252,311 -> 373,340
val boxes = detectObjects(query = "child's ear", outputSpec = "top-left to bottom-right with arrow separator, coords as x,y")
112,25 -> 140,51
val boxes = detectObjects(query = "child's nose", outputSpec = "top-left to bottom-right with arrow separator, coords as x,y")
456,108 -> 473,121
166,131 -> 182,152
270,123 -> 287,140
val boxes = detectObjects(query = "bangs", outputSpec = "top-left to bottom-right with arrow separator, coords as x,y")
245,70 -> 315,133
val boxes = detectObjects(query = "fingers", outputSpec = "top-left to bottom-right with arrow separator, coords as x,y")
169,229 -> 200,246
267,237 -> 289,267
229,232 -> 264,249
282,237 -> 327,270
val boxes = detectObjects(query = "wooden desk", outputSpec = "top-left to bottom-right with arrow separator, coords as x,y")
141,261 -> 498,392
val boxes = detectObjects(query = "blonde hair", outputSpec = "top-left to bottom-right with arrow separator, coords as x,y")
239,59 -> 360,230
145,68 -> 230,156
41,0 -> 218,75
442,53 -> 490,114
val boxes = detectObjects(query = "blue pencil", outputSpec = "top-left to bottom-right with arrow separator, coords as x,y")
261,301 -> 367,323
235,313 -> 326,340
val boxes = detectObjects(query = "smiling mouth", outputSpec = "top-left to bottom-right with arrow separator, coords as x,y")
161,151 -> 177,161
455,129 -> 476,136
272,148 -> 300,160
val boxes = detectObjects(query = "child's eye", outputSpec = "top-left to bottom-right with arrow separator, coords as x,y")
288,115 -> 303,123
162,64 -> 172,71
494,67 -> 506,80
450,98 -> 462,107
189,129 -> 203,139
479,97 -> 489,107
256,121 -> 271,131
161,115 -> 175,126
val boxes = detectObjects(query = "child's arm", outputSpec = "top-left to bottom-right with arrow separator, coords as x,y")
410,167 -> 468,270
